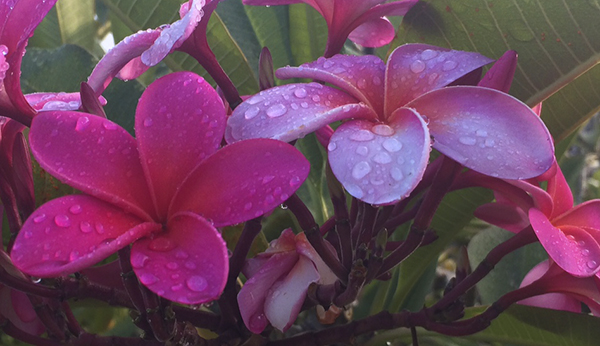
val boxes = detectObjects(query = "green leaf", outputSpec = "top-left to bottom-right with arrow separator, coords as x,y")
468,227 -> 547,304
394,0 -> 600,143
288,4 -> 328,65
370,305 -> 600,346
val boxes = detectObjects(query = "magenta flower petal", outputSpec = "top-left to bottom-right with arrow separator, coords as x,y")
131,212 -> 228,304
295,233 -> 337,284
478,50 -> 517,93
547,162 -> 574,218
25,92 -> 104,112
226,83 -> 374,143
170,139 -> 310,226
348,17 -> 395,48
474,202 -> 529,233
264,256 -> 320,332
384,44 -> 493,117
11,195 -> 160,277
554,200 -> 600,229
530,208 -> 600,277
29,111 -> 156,220
407,86 -> 554,179
276,55 -> 385,114
0,287 -> 44,335
328,108 -> 430,205
136,72 -> 225,218
238,251 -> 299,334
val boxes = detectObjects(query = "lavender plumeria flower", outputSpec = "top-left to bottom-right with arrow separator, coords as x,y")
243,0 -> 419,57
227,44 -> 555,205
10,71 -> 310,304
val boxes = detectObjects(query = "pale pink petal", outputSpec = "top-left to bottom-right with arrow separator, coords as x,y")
237,251 -> 299,334
226,83 -> 376,143
554,200 -> 600,230
348,17 -> 395,47
474,202 -> 529,233
276,55 -> 385,114
478,50 -> 517,93
11,195 -> 160,277
170,139 -> 310,226
0,287 -> 44,335
116,57 -> 149,81
406,86 -> 554,179
264,256 -> 320,332
328,108 -> 430,205
384,44 -> 493,117
244,229 -> 296,278
530,208 -> 600,277
295,233 -> 338,284
136,72 -> 225,219
29,111 -> 156,220
131,211 -> 228,304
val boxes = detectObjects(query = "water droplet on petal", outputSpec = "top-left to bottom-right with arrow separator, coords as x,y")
95,223 -> 105,234
391,167 -> 404,181
383,138 -> 402,152
69,251 -> 80,261
344,183 -> 364,198
131,252 -> 149,268
69,205 -> 82,214
75,117 -> 90,132
244,202 -> 253,211
293,88 -> 307,98
140,273 -> 159,285
372,76 -> 382,85
328,141 -> 337,151
459,136 -> 477,145
186,275 -> 208,292
175,250 -> 189,259
442,60 -> 458,71
79,221 -> 93,233
184,261 -> 197,270
476,129 -> 488,137
148,237 -> 175,252
289,176 -> 302,188
143,118 -> 154,127
421,49 -> 438,60
249,314 -> 266,331
587,260 -> 598,269
261,175 -> 275,184
103,121 -> 118,130
244,106 -> 260,120
352,161 -> 371,180
171,283 -> 184,291
372,124 -> 395,136
266,104 -> 287,118
33,214 -> 47,223
350,129 -> 375,142
166,262 -> 179,270
357,79 -> 367,89
410,60 -> 426,73
54,214 -> 71,228
373,152 -> 392,164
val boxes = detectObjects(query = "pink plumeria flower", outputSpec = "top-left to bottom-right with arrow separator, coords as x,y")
519,259 -> 600,315
243,0 -> 419,57
237,229 -> 337,333
10,71 -> 310,304
0,0 -> 93,126
227,44 -> 554,205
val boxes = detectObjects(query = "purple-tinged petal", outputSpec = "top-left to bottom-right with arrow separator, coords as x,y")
554,200 -> 600,230
226,83 -> 374,143
384,44 -> 493,117
530,208 -> 600,277
328,108 -> 430,205
348,17 -> 395,48
264,256 -> 320,332
11,195 -> 160,277
131,211 -> 228,304
407,86 -> 554,179
30,112 -> 156,220
170,139 -> 310,226
474,202 -> 529,233
25,92 -> 96,112
115,57 -> 148,81
238,251 -> 299,334
136,72 -> 225,219
87,30 -> 160,95
276,55 -> 385,114
478,50 -> 517,93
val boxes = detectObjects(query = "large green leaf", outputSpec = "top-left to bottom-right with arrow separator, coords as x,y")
369,305 -> 600,346
288,3 -> 328,66
394,0 -> 600,143
100,0 -> 259,94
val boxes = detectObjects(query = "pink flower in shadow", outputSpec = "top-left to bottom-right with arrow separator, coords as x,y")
227,45 -> 554,205
237,229 -> 337,333
10,71 -> 309,304
243,0 -> 419,56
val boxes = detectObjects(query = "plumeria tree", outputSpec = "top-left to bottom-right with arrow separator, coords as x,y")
2,0 -> 600,345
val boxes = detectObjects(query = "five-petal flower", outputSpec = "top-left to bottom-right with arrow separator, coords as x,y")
227,44 -> 554,205
10,71 -> 310,304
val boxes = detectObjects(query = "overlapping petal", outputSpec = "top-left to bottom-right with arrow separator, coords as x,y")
407,86 -> 554,179
277,55 -> 385,114
530,208 -> 600,277
328,108 -> 430,204
226,83 -> 373,143
170,139 -> 310,226
136,72 -> 225,218
11,195 -> 160,277
131,212 -> 228,304
0,286 -> 45,335
29,111 -> 156,220
348,17 -> 395,48
384,44 -> 493,117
